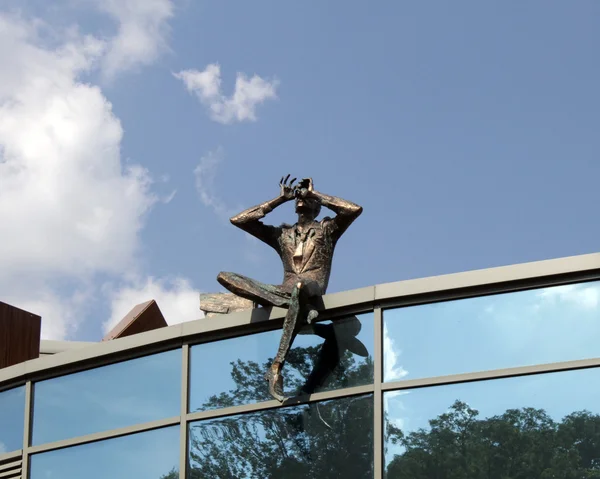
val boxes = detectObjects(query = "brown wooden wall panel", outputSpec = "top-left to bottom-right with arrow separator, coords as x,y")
0,302 -> 41,369
102,300 -> 168,341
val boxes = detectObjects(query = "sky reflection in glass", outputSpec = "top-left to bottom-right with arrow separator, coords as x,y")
30,426 -> 179,479
384,281 -> 600,382
32,349 -> 181,445
384,367 -> 600,476
189,312 -> 374,412
189,394 -> 373,478
0,385 -> 24,454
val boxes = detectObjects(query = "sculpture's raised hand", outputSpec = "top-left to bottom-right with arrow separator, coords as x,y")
279,174 -> 297,201
295,178 -> 314,198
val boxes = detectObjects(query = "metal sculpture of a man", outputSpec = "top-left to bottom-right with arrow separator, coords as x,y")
217,176 -> 363,402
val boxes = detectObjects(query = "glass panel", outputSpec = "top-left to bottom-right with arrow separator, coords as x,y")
30,425 -> 179,479
32,349 -> 181,445
189,394 -> 374,478
384,281 -> 600,382
384,367 -> 600,478
189,312 -> 374,412
0,386 -> 25,454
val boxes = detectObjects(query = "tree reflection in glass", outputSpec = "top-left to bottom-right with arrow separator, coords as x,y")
187,314 -> 375,477
384,368 -> 600,478
188,394 -> 374,478
190,313 -> 374,412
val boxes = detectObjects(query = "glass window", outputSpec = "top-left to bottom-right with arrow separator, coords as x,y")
384,281 -> 600,382
189,394 -> 374,478
384,367 -> 600,478
30,425 -> 179,479
32,349 -> 181,446
189,312 -> 374,412
0,385 -> 25,454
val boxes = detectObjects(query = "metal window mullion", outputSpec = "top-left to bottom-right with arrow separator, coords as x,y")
27,416 -> 180,455
186,384 -> 375,423
22,380 -> 32,479
179,344 -> 189,479
381,355 -> 600,394
373,306 -> 383,479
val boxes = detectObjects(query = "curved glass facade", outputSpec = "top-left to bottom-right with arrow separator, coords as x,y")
189,395 -> 374,477
383,367 -> 600,478
0,385 -> 25,453
32,349 -> 181,445
30,426 -> 180,479
1,256 -> 600,478
383,280 -> 600,381
189,312 -> 374,412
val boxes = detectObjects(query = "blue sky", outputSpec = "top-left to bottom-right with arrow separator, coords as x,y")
0,1 -> 598,341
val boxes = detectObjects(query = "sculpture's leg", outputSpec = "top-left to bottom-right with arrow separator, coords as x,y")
265,280 -> 321,402
217,272 -> 290,308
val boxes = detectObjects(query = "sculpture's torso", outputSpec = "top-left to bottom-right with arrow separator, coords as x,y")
274,219 -> 336,294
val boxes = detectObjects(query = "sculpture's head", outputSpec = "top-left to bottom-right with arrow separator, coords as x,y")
295,196 -> 321,219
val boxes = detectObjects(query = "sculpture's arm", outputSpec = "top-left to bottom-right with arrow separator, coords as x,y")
230,175 -> 296,247
302,179 -> 362,239
230,197 -> 286,247
313,190 -> 362,237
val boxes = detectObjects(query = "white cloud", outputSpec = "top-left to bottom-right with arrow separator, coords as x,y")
193,149 -> 266,263
104,276 -> 201,333
162,189 -> 177,204
194,147 -> 234,218
538,283 -> 600,310
0,10 -> 182,340
98,0 -> 174,79
383,324 -> 409,382
0,16 -> 156,279
1,285 -> 91,340
484,304 -> 495,314
174,64 -> 278,124
384,390 -> 411,434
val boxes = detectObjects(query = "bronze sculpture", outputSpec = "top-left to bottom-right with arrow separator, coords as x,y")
216,176 -> 363,401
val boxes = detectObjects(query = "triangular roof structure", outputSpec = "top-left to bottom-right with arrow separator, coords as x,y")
102,299 -> 167,341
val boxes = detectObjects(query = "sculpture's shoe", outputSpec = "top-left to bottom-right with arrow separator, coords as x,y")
306,308 -> 319,324
264,370 -> 286,402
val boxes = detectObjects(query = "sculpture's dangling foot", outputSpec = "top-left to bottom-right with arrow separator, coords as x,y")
264,367 -> 286,402
306,306 -> 319,325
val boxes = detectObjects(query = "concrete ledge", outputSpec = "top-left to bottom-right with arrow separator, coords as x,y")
323,286 -> 375,310
375,252 -> 600,302
39,340 -> 95,355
